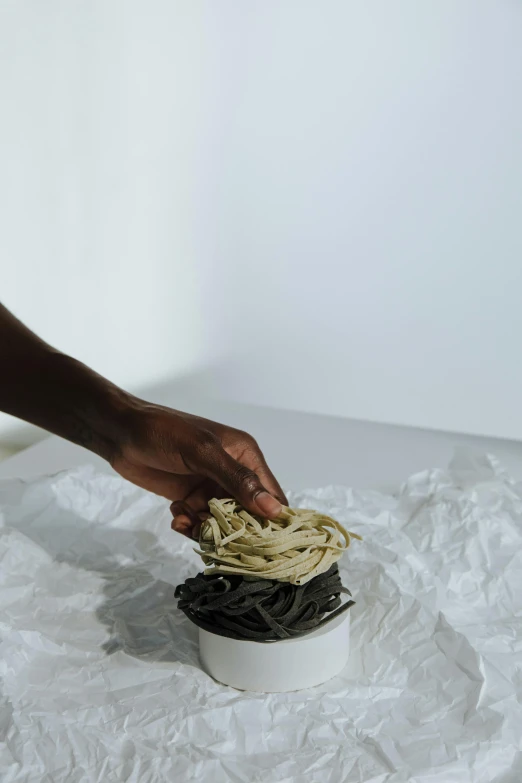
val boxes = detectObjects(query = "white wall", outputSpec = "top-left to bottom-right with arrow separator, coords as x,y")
2,1 -> 522,448
0,1 -> 217,446
203,0 -> 522,441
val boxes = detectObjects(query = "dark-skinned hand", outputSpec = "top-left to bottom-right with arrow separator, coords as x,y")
111,401 -> 287,539
0,302 -> 286,538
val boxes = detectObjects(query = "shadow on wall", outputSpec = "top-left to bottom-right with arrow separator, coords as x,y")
0,414 -> 48,461
0,444 -> 21,462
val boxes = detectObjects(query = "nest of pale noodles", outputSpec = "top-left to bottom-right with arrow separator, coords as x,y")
197,498 -> 361,586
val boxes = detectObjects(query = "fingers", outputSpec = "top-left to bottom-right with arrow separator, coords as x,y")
242,452 -> 288,507
188,438 -> 283,518
113,459 -> 203,539
170,501 -> 202,540
113,460 -> 201,502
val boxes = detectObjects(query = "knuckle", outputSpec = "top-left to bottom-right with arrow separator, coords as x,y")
233,465 -> 261,494
227,428 -> 258,448
235,430 -> 260,455
243,432 -> 259,450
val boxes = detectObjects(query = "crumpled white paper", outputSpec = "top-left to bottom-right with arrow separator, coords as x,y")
1,453 -> 521,783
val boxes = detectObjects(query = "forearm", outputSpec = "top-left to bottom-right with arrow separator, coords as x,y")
0,304 -> 132,460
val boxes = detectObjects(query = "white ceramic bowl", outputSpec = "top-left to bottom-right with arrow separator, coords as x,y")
199,609 -> 351,692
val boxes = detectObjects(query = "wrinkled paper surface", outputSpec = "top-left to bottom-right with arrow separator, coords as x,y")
1,453 -> 522,783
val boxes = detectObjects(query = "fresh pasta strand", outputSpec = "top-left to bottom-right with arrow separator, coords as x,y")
197,498 -> 361,585
175,565 -> 355,642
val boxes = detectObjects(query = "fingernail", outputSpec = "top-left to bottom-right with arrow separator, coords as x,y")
255,491 -> 282,518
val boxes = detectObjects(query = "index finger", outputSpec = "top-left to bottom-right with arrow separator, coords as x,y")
239,447 -> 288,507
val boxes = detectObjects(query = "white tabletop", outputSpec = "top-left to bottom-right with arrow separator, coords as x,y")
2,380 -> 522,493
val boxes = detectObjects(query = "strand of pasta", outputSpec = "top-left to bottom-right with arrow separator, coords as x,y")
175,565 -> 355,642
197,498 -> 361,585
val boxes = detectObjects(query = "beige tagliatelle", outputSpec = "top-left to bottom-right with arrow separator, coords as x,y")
197,498 -> 361,586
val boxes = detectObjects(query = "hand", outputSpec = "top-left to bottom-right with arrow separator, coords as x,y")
111,400 -> 287,539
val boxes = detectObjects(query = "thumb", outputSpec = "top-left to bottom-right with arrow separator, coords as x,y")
191,439 -> 283,518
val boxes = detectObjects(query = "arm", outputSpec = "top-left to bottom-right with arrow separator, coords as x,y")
0,304 -> 132,459
0,303 -> 286,536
